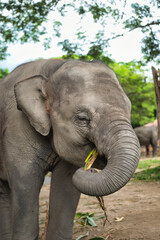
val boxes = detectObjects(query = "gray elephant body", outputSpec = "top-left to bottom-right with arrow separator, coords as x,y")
0,59 -> 140,240
134,125 -> 158,156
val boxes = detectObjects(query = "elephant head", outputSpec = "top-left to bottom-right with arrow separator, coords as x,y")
14,60 -> 140,196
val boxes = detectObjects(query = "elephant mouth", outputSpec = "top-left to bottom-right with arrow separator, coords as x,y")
92,154 -> 107,170
85,142 -> 107,170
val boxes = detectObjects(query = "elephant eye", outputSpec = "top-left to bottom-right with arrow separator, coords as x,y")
74,112 -> 91,127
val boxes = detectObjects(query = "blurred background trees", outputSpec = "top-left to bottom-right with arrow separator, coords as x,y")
0,0 -> 159,62
0,68 -> 9,79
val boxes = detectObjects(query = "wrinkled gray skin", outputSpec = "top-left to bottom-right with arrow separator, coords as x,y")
134,125 -> 158,157
0,59 -> 140,240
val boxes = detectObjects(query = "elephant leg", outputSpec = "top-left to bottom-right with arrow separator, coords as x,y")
146,145 -> 149,156
152,145 -> 157,157
5,152 -> 44,240
3,120 -> 51,240
0,180 -> 11,240
46,161 -> 81,240
9,170 -> 44,240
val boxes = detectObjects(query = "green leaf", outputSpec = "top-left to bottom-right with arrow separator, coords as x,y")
75,212 -> 84,218
74,212 -> 96,226
75,231 -> 89,240
0,68 -> 9,80
84,148 -> 98,170
87,216 -> 97,227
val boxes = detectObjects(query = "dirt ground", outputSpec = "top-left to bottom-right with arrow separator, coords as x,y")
39,180 -> 160,240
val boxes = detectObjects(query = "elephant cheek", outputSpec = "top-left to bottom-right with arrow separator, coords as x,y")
52,135 -> 87,167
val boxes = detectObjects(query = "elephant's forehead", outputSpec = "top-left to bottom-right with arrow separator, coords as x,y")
52,61 -> 130,115
58,86 -> 128,116
56,68 -> 121,96
67,64 -> 117,84
54,61 -> 117,85
59,75 -> 125,106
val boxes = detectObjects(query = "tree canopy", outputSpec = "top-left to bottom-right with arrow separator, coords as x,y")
0,68 -> 9,80
0,0 -> 160,63
0,0 -> 59,59
111,61 -> 156,127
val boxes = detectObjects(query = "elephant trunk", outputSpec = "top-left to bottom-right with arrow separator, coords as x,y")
72,120 -> 140,196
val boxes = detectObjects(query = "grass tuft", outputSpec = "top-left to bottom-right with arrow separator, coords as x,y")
133,166 -> 160,181
137,159 -> 160,169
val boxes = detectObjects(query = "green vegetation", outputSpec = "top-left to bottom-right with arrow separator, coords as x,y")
137,159 -> 160,169
109,61 -> 155,127
0,1 -> 160,63
133,166 -> 160,181
0,68 -> 9,80
0,0 -> 59,60
133,158 -> 160,181
75,231 -> 89,240
74,213 -> 106,240
74,212 -> 97,227
58,1 -> 160,63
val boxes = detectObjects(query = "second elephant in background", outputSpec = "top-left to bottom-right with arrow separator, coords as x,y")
134,125 -> 158,157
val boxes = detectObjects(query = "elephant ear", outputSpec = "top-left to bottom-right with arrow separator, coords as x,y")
14,75 -> 51,136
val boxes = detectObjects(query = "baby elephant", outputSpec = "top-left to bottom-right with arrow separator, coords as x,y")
0,59 -> 140,240
134,125 -> 158,156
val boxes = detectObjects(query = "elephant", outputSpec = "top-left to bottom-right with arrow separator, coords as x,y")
134,125 -> 158,157
0,58 -> 140,240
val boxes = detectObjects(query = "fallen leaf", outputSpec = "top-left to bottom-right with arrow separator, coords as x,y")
114,217 -> 124,222
75,231 -> 89,240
